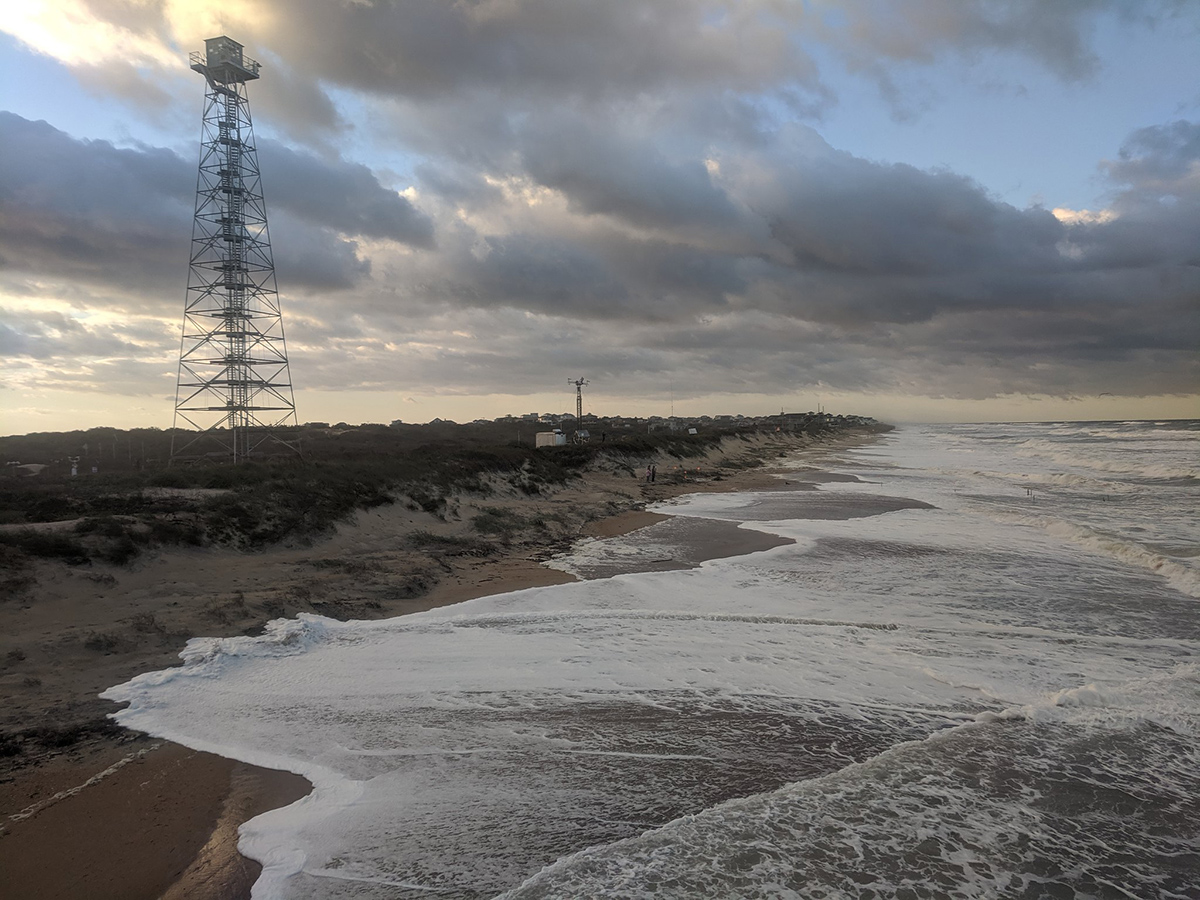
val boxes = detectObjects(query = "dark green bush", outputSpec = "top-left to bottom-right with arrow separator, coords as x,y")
147,519 -> 204,546
100,535 -> 140,565
0,529 -> 90,564
74,516 -> 128,538
148,469 -> 191,488
130,613 -> 165,633
83,630 -> 129,653
470,507 -> 531,538
408,530 -> 495,556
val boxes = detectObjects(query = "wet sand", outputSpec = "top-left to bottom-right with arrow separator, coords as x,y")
560,515 -> 797,580
0,739 -> 309,900
0,429 -> 885,899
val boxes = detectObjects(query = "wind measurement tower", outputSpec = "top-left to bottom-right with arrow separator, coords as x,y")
171,36 -> 299,463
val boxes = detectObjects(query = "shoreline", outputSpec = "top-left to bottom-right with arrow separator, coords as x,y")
0,427 -> 885,900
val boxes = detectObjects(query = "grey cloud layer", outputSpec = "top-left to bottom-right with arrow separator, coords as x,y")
4,1 -> 1197,405
68,0 -> 1164,142
261,142 -> 434,247
5,102 -> 1197,399
0,113 -> 433,300
256,0 -> 817,101
364,105 -> 1197,398
208,1 -> 1184,130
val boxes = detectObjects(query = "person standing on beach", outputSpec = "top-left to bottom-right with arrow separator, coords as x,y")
646,465 -> 652,482
651,466 -> 656,482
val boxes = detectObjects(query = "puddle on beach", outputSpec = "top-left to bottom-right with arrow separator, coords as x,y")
551,515 -> 794,580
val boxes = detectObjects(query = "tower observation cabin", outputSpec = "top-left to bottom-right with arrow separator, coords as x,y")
189,36 -> 261,83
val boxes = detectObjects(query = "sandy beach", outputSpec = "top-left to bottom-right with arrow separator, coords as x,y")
0,428 -> 882,899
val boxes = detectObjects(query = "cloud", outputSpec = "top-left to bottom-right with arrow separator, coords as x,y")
1051,207 -> 1117,225
349,110 -> 1195,400
517,113 -> 742,232
258,0 -> 820,102
0,112 -> 433,302
811,0 -> 1116,81
0,297 -> 178,398
1103,119 -> 1200,201
5,100 -> 1198,406
732,128 -> 1066,284
0,113 -> 189,298
2,4 -> 1198,420
259,140 -> 435,247
13,1 -> 1170,135
249,54 -> 347,144
1060,121 -> 1200,271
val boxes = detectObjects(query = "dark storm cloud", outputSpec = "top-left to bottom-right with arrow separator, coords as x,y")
406,125 -> 1085,327
351,108 -> 1197,398
363,219 -> 751,324
436,232 -> 632,316
259,141 -> 434,247
0,113 -> 433,301
336,101 -> 1193,401
267,218 -> 373,293
0,113 -> 187,295
594,235 -> 748,309
391,108 -> 1172,344
751,151 -> 1065,282
1106,119 -> 1200,188
413,162 -> 506,208
518,115 -> 740,231
250,56 -> 346,145
1063,121 -> 1200,270
261,0 -> 818,102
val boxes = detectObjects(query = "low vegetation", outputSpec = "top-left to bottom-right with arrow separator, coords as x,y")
470,506 -> 548,540
0,420 -> 786,572
0,719 -> 125,758
407,530 -> 496,557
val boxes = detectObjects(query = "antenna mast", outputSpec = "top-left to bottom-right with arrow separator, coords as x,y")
568,377 -> 588,441
171,36 -> 299,463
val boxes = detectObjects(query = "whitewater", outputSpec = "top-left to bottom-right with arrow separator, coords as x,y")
104,421 -> 1200,899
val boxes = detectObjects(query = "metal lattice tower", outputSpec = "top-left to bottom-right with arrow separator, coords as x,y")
569,377 -> 588,441
570,378 -> 588,423
171,36 -> 299,463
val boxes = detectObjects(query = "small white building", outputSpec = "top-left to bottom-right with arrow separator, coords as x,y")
535,430 -> 567,448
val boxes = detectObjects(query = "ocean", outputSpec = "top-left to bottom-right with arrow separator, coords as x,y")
104,421 -> 1200,899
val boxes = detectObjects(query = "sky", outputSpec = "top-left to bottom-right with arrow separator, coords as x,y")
1,0 -> 1198,432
